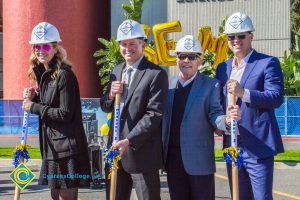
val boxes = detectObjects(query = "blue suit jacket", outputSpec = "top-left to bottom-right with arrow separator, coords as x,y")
215,50 -> 284,159
162,72 -> 227,175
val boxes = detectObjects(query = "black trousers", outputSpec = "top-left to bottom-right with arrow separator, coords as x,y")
166,147 -> 215,200
105,162 -> 161,200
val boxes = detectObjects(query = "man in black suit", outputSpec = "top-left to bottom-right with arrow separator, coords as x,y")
100,19 -> 168,200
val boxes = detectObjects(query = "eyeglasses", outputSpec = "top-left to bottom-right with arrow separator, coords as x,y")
227,34 -> 247,41
178,54 -> 199,61
33,44 -> 52,52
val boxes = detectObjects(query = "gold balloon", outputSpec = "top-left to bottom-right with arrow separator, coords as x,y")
144,46 -> 159,64
128,21 -> 229,69
213,34 -> 228,68
142,24 -> 151,37
153,21 -> 181,66
198,26 -> 212,53
198,27 -> 229,69
101,123 -> 110,136
141,24 -> 159,64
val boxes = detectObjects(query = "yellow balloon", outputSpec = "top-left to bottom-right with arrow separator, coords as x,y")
198,26 -> 229,69
198,26 -> 212,53
140,24 -> 159,64
213,34 -> 228,69
144,46 -> 159,64
207,36 -> 219,52
101,124 -> 110,136
141,24 -> 151,37
107,112 -> 112,120
153,21 -> 181,66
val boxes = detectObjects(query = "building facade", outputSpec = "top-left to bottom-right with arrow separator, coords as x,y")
111,0 -> 290,75
167,0 -> 290,59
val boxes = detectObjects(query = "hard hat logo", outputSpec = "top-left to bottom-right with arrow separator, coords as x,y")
29,22 -> 61,44
34,25 -> 48,39
184,38 -> 194,50
224,12 -> 255,34
229,16 -> 243,30
120,21 -> 133,35
116,20 -> 147,42
175,35 -> 202,54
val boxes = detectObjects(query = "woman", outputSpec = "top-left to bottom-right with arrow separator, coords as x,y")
22,22 -> 91,200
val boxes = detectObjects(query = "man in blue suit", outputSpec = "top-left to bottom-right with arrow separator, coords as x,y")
215,12 -> 284,200
162,35 -> 240,200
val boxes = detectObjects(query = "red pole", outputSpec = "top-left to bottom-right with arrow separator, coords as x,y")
3,0 -> 110,99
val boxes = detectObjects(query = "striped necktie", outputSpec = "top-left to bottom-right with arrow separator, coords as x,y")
122,67 -> 133,102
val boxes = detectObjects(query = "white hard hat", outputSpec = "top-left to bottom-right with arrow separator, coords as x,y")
175,35 -> 202,54
224,12 -> 255,34
116,20 -> 147,42
29,22 -> 62,44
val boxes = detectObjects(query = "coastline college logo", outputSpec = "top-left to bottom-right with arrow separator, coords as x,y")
9,163 -> 36,190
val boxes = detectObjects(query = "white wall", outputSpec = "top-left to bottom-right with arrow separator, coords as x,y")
167,0 -> 290,58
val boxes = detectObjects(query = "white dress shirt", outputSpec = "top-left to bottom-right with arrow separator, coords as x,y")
120,56 -> 144,113
122,56 -> 144,88
225,50 -> 254,135
229,49 -> 254,103
178,72 -> 197,87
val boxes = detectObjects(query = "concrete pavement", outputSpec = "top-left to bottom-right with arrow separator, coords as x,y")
1,162 -> 300,200
1,135 -> 300,199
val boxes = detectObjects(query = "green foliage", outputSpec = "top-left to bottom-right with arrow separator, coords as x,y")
291,0 -> 300,36
1,147 -> 299,162
122,0 -> 144,23
280,35 -> 300,96
273,150 -> 300,162
0,147 -> 41,159
218,16 -> 227,36
93,38 -> 124,92
201,52 -> 216,78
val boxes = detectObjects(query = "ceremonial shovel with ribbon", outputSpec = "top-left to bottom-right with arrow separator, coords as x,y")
110,93 -> 122,200
104,67 -> 133,199
12,110 -> 31,200
11,86 -> 38,200
223,94 -> 244,200
103,92 -> 122,200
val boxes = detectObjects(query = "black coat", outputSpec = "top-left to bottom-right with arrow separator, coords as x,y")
30,62 -> 88,160
100,57 -> 168,173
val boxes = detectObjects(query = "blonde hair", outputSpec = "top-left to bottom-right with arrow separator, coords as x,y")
28,43 -> 72,81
